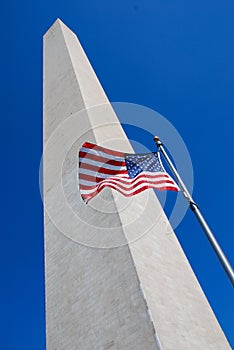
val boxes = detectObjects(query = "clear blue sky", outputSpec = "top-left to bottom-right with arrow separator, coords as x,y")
3,0 -> 234,348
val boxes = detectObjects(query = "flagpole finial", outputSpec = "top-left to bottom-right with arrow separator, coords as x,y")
153,136 -> 162,147
154,136 -> 160,142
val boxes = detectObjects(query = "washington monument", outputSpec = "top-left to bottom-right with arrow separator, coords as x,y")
43,19 -> 231,349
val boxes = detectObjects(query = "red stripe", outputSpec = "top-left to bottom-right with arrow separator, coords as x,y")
79,172 -> 169,184
82,184 -> 178,202
80,163 -> 127,175
82,142 -> 125,157
79,172 -> 128,183
79,151 -> 126,166
80,179 -> 176,191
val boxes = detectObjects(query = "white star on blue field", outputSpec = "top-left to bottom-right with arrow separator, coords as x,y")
3,0 -> 234,348
126,153 -> 164,178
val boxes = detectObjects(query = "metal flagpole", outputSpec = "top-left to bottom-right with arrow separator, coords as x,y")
154,136 -> 234,287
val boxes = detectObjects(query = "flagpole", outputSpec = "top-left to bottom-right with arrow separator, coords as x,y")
154,136 -> 234,287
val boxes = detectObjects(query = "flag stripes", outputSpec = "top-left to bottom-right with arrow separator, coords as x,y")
79,142 -> 179,203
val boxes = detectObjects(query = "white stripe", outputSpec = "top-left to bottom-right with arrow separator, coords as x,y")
81,179 -> 178,195
80,147 -> 125,162
79,173 -> 173,188
79,171 -> 170,182
79,168 -> 128,178
79,157 -> 126,171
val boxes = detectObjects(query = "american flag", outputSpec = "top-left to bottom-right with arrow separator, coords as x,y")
79,142 -> 179,203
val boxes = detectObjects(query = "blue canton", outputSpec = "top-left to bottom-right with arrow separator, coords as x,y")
125,152 -> 164,179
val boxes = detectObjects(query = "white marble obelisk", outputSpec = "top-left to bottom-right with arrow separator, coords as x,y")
43,19 -> 231,350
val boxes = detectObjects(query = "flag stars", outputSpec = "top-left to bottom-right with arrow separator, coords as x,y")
126,153 -> 164,179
